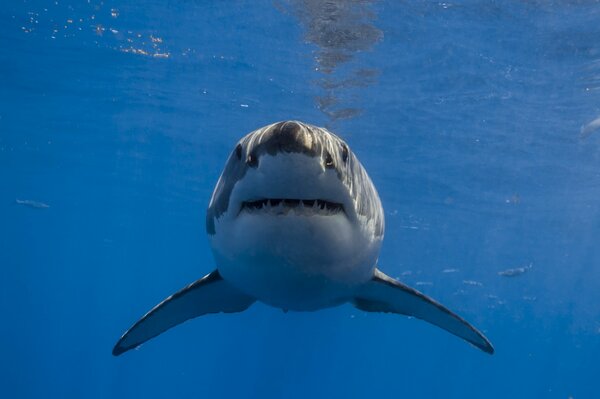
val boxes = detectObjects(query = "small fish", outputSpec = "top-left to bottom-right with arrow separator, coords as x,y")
15,199 -> 49,209
442,268 -> 459,273
399,225 -> 419,230
415,281 -> 433,286
498,263 -> 532,277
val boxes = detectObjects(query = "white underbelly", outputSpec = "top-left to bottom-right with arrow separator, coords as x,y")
210,212 -> 380,310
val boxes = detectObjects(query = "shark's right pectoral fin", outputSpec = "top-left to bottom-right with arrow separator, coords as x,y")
354,269 -> 494,354
113,270 -> 255,356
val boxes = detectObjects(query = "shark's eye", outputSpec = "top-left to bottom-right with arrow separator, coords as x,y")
234,144 -> 242,160
341,144 -> 349,163
324,152 -> 335,168
247,153 -> 258,167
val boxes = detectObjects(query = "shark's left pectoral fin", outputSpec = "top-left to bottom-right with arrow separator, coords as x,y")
354,269 -> 494,354
113,270 -> 255,356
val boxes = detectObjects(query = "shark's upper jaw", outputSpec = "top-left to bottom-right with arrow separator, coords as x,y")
230,150 -> 353,221
239,198 -> 345,216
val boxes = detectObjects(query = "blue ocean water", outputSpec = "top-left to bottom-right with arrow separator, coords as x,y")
2,0 -> 600,397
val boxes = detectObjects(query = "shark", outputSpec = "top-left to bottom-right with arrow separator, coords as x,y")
113,120 -> 494,356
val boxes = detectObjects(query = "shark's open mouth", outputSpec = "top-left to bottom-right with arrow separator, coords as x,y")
240,198 -> 344,215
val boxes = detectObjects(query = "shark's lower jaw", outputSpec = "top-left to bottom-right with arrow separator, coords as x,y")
240,198 -> 344,216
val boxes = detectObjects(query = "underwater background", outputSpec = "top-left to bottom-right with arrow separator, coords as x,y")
2,1 -> 600,397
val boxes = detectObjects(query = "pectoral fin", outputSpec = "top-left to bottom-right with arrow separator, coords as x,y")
354,269 -> 494,354
113,270 -> 255,356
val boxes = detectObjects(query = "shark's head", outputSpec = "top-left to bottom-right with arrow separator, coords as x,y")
206,121 -> 385,303
206,121 -> 384,240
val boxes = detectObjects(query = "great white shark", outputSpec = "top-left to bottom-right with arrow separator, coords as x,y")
113,120 -> 494,356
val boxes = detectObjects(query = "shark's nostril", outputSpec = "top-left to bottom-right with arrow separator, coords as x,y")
341,144 -> 349,163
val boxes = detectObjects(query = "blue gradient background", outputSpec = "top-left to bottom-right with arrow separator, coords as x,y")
2,1 -> 600,398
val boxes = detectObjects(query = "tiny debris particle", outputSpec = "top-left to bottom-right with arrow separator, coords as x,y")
505,194 -> 520,204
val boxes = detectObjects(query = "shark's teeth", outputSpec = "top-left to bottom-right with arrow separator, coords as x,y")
241,199 -> 343,215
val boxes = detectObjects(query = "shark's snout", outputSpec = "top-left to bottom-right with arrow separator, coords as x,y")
260,120 -> 314,155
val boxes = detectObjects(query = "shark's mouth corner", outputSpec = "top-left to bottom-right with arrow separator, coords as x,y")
240,198 -> 344,216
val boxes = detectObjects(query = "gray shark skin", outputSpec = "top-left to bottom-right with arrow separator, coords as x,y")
113,121 -> 493,356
